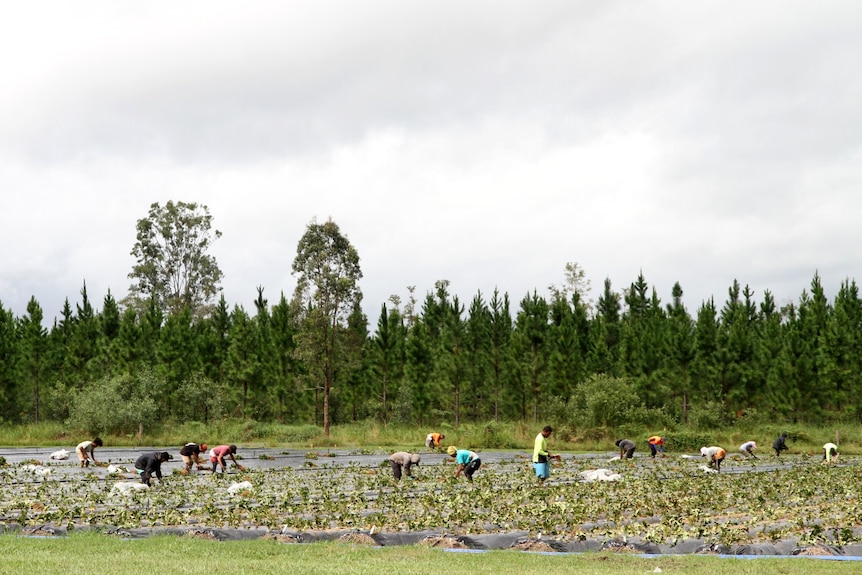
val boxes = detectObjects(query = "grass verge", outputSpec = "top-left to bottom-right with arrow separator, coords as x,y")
0,533 -> 856,575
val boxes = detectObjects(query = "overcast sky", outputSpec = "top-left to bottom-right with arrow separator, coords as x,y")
2,1 -> 861,326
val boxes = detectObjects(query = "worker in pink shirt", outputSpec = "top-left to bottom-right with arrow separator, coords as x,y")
209,444 -> 243,473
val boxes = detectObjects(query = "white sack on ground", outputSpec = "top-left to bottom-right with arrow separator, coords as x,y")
579,469 -> 622,482
21,464 -> 52,476
227,481 -> 253,494
112,482 -> 149,494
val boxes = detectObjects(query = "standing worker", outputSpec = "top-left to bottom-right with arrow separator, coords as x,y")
700,446 -> 727,471
532,425 -> 561,485
822,442 -> 839,465
75,437 -> 103,467
179,442 -> 208,472
739,440 -> 758,459
389,451 -> 421,481
647,435 -> 666,458
134,451 -> 171,486
425,432 -> 445,451
615,438 -> 636,460
773,432 -> 789,457
447,446 -> 482,482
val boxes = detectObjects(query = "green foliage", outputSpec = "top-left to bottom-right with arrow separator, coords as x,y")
66,372 -> 160,435
127,201 -> 223,319
660,432 -> 712,452
172,372 -> 227,423
477,420 -> 520,449
571,374 -> 640,429
688,401 -> 734,430
235,421 -> 320,443
291,218 -> 364,436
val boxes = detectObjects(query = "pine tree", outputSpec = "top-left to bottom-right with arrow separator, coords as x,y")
17,297 -> 47,422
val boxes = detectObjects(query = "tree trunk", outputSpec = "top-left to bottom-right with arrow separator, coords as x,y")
324,374 -> 331,437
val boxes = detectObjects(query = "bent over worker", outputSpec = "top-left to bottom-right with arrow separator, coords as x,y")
739,441 -> 758,459
447,446 -> 481,482
773,432 -> 789,457
76,437 -> 103,467
647,435 -> 666,458
210,444 -> 240,473
389,451 -> 421,481
615,438 -> 636,459
823,442 -> 839,465
425,432 -> 445,451
180,442 -> 208,472
701,446 -> 727,472
134,451 -> 170,486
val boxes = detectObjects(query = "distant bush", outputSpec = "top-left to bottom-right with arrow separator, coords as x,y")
689,401 -> 734,430
662,432 -> 713,452
66,372 -> 160,436
571,374 -> 638,429
237,421 -> 320,443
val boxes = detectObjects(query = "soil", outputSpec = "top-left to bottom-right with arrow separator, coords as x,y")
419,536 -> 470,549
512,539 -> 558,552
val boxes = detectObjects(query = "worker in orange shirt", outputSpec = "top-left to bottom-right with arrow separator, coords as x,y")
647,435 -> 666,458
700,446 -> 727,472
425,432 -> 445,451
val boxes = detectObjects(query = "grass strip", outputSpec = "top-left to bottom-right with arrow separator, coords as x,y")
0,532 -> 857,575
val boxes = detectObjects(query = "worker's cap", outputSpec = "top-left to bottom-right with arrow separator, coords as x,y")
159,452 -> 171,461
200,444 -> 208,452
410,454 -> 421,464
447,446 -> 457,456
699,447 -> 708,456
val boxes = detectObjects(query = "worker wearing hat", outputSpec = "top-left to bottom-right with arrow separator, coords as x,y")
447,446 -> 481,482
179,442 -> 208,472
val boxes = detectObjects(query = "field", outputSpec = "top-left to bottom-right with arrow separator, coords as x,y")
2,446 -> 862,557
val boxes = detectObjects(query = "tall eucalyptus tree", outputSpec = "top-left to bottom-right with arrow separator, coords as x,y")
291,218 -> 363,436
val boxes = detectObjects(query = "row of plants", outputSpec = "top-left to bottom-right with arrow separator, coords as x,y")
1,452 -> 861,548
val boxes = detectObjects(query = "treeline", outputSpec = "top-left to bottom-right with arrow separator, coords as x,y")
1,271 -> 861,434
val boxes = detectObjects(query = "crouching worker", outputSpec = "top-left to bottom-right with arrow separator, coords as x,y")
180,442 -> 208,472
700,446 -> 727,471
823,442 -> 839,465
135,451 -> 170,486
447,446 -> 481,482
389,451 -> 421,481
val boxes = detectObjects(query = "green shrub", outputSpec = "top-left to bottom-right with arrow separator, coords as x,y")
572,374 -> 639,428
662,432 -> 712,452
689,401 -> 734,430
66,372 -> 160,436
237,421 -> 320,443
